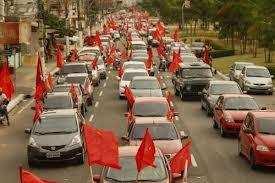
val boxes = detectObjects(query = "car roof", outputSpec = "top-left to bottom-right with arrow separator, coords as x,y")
46,92 -> 70,97
119,146 -> 162,157
135,97 -> 168,103
209,80 -> 238,85
249,111 -> 275,118
124,68 -> 147,73
131,40 -> 146,45
124,61 -> 145,65
134,117 -> 172,124
67,73 -> 88,77
132,76 -> 157,81
41,109 -> 77,117
64,62 -> 87,66
221,94 -> 254,98
244,65 -> 268,69
179,62 -> 211,68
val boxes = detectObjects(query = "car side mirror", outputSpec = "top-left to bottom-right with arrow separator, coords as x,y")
121,135 -> 130,142
93,174 -> 100,183
54,72 -> 60,76
180,131 -> 188,140
25,128 -> 31,134
161,84 -> 167,90
261,107 -> 267,110
202,89 -> 207,95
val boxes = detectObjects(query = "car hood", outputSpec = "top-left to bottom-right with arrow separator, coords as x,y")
130,139 -> 182,155
32,133 -> 77,146
131,89 -> 163,97
184,78 -> 212,84
257,134 -> 275,149
247,77 -> 271,84
119,81 -> 131,88
224,110 -> 250,123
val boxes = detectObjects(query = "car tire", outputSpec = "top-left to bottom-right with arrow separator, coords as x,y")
250,151 -> 257,169
220,125 -> 226,137
87,98 -> 93,106
213,119 -> 218,129
179,90 -> 184,101
174,87 -> 179,96
268,91 -> 273,95
81,105 -> 86,116
77,152 -> 85,165
119,95 -> 124,100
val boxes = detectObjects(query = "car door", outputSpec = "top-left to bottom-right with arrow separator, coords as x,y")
240,115 -> 250,156
241,115 -> 254,157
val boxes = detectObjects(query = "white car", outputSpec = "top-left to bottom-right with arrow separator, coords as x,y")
239,65 -> 273,95
79,46 -> 101,57
118,68 -> 149,98
131,40 -> 147,51
229,62 -> 254,82
122,61 -> 146,70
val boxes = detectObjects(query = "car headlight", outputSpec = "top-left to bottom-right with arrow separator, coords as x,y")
68,135 -> 81,146
29,137 -> 38,147
256,145 -> 269,152
268,81 -> 273,85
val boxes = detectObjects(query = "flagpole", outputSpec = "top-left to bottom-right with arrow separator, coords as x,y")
89,166 -> 94,183
136,171 -> 140,183
183,160 -> 188,183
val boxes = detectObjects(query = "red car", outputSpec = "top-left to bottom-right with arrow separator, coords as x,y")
239,111 -> 275,168
213,94 -> 259,137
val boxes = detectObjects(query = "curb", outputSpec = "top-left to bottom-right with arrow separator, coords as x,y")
7,94 -> 25,112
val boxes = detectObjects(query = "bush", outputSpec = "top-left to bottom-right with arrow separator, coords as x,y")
211,49 -> 235,58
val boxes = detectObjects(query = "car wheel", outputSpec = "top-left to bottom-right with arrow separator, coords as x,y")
87,98 -> 93,106
238,139 -> 243,156
77,151 -> 85,165
220,125 -> 226,137
206,105 -> 212,116
213,119 -> 218,129
250,151 -> 257,169
268,91 -> 273,95
81,105 -> 86,116
174,87 -> 179,96
119,95 -> 124,100
179,90 -> 184,101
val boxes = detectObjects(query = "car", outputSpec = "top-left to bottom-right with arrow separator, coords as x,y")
93,146 -> 173,183
239,111 -> 275,168
172,62 -> 213,99
122,61 -> 146,70
97,56 -> 107,79
59,62 -> 89,77
118,68 -> 148,98
25,109 -> 85,166
63,73 -> 94,105
130,76 -> 164,97
180,53 -> 199,63
123,118 -> 187,159
79,46 -> 101,57
130,40 -> 147,51
52,84 -> 87,115
239,65 -> 273,95
132,52 -> 148,59
213,94 -> 259,137
229,62 -> 254,82
201,80 -> 242,116
44,92 -> 74,110
125,97 -> 176,125
100,36 -> 110,48
190,42 -> 204,57
78,52 -> 97,62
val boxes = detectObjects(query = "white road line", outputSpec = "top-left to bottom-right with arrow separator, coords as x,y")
95,101 -> 99,108
191,154 -> 198,167
17,100 -> 33,114
99,91 -> 103,97
89,114 -> 94,121
103,82 -> 107,87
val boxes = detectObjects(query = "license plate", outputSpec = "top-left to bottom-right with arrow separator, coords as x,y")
46,152 -> 60,158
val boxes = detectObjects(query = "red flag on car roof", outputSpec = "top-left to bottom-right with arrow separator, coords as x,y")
124,86 -> 135,108
33,100 -> 43,123
168,50 -> 181,73
83,124 -> 121,169
136,128 -> 156,172
91,57 -> 98,70
0,59 -> 14,100
145,47 -> 153,69
117,66 -> 124,78
69,84 -> 79,104
170,140 -> 192,174
156,21 -> 165,37
34,55 -> 46,101
157,41 -> 166,58
56,47 -> 64,68
45,73 -> 54,92
19,167 -> 56,183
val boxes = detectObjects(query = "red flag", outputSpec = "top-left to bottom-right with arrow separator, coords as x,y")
124,86 -> 135,108
69,84 -> 78,103
168,50 -> 181,73
91,58 -> 98,70
152,29 -> 162,41
56,47 -> 64,68
121,49 -> 128,61
170,141 -> 192,174
33,100 -> 43,123
106,46 -> 116,65
156,21 -> 165,37
45,73 -> 54,92
136,128 -> 156,172
172,27 -> 180,42
34,55 -> 46,101
145,48 -> 153,69
19,167 -> 56,183
83,124 -> 121,169
0,60 -> 14,100
157,41 -> 166,57
202,46 -> 212,65
70,49 -> 78,62
117,66 -> 124,78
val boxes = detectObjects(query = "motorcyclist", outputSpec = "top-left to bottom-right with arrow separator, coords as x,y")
0,88 -> 9,125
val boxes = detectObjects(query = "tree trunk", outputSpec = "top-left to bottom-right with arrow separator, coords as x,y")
231,28 -> 235,50
194,20 -> 197,36
268,49 -> 272,63
264,48 -> 267,62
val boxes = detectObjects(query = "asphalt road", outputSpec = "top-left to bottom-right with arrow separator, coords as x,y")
2,50 -> 275,183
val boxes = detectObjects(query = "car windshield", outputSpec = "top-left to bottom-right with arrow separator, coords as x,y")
65,76 -> 86,85
224,97 -> 259,110
132,44 -> 147,50
182,68 -> 213,78
61,65 -> 87,75
34,116 -> 78,134
131,80 -> 160,89
44,96 -> 73,109
132,53 -> 147,58
181,56 -> 197,63
78,54 -> 96,61
257,117 -> 275,135
79,50 -> 99,56
191,42 -> 204,47
124,64 -> 145,70
236,63 -> 252,70
122,72 -> 147,81
210,84 -> 241,95
246,68 -> 270,78
131,124 -> 178,140
134,102 -> 168,117
105,156 -> 167,182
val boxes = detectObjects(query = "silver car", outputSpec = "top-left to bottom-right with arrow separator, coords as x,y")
239,65 -> 273,95
229,62 -> 254,83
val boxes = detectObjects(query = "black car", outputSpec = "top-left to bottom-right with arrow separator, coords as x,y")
172,62 -> 213,100
25,109 -> 85,166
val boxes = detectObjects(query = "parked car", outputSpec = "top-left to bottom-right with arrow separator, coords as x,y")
213,94 -> 259,137
229,62 -> 254,82
93,146 -> 173,183
130,76 -> 164,97
172,62 -> 213,100
97,56 -> 107,79
190,42 -> 204,57
122,61 -> 146,70
201,80 -> 242,116
239,111 -> 275,168
25,109 -> 85,166
44,92 -> 74,110
239,65 -> 273,95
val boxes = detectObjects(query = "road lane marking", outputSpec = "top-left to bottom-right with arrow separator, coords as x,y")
103,82 -> 107,87
89,114 -> 94,121
17,100 -> 33,114
191,154 -> 198,167
95,101 -> 99,108
99,91 -> 103,97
